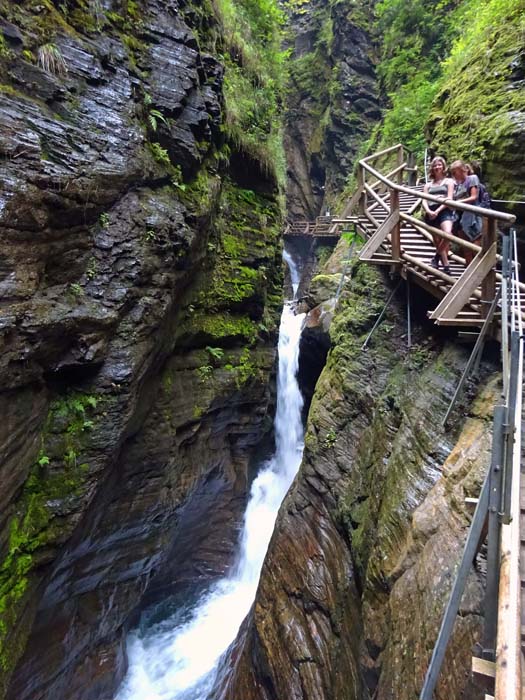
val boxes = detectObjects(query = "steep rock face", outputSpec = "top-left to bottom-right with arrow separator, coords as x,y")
284,0 -> 379,219
224,244 -> 496,699
0,1 -> 283,698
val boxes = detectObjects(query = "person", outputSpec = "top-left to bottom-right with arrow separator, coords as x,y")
422,156 -> 455,273
450,160 -> 482,265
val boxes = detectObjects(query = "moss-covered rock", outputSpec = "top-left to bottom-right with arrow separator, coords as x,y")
428,0 -> 525,200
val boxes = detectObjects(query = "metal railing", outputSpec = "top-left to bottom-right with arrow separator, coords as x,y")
419,228 -> 524,700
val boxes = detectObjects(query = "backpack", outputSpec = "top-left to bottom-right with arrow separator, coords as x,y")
478,181 -> 492,209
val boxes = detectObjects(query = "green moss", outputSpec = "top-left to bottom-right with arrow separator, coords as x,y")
429,0 -> 525,197
0,393 -> 98,680
0,33 -> 9,58
193,178 -> 282,313
214,0 -> 287,185
181,312 -> 258,343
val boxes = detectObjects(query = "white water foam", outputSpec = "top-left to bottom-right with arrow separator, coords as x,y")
115,252 -> 305,700
283,248 -> 301,297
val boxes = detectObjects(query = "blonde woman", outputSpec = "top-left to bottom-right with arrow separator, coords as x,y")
450,159 -> 482,265
422,156 -> 455,274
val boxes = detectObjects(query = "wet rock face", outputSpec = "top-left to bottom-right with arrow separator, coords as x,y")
225,243 -> 496,699
0,1 -> 283,698
284,0 -> 379,219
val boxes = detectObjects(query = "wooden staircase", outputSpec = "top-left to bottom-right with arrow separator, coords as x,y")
347,144 -> 523,330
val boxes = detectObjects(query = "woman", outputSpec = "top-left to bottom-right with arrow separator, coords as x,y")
450,160 -> 481,265
422,157 -> 455,273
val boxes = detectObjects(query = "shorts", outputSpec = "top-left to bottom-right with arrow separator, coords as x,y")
425,208 -> 454,227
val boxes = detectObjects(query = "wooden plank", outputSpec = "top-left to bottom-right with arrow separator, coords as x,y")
390,188 -> 401,261
435,317 -> 485,327
430,243 -> 497,321
359,209 -> 399,260
481,218 -> 497,316
472,657 -> 496,679
401,251 -> 455,283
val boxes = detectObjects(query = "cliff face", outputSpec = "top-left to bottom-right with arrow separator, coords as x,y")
283,0 -> 380,219
0,1 -> 284,698
223,243 -> 496,699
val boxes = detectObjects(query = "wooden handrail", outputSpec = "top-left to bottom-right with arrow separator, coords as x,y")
369,162 -> 408,191
362,143 -> 403,163
360,159 -> 516,224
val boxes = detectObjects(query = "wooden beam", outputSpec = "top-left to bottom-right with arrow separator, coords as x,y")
364,183 -> 390,212
429,243 -> 497,321
435,317 -> 485,327
390,188 -> 401,261
359,209 -> 399,260
362,143 -> 402,162
481,218 -> 497,316
472,656 -> 496,679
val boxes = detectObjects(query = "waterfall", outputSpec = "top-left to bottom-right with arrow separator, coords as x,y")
115,250 -> 305,700
283,248 -> 300,297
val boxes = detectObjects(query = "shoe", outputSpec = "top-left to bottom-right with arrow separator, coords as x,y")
430,255 -> 440,269
443,265 -> 451,275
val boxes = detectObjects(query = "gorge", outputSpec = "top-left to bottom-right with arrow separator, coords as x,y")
0,0 -> 524,699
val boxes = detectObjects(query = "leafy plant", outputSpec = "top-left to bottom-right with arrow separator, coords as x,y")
37,43 -> 68,76
68,282 -> 83,297
196,365 -> 213,381
341,229 -> 365,247
99,212 -> 110,228
143,229 -> 157,243
86,257 -> 97,280
171,164 -> 186,191
206,346 -> 225,361
144,92 -> 168,132
149,142 -> 171,166
37,453 -> 50,467
322,428 -> 337,449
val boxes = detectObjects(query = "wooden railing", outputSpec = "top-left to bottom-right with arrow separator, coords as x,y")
349,143 -> 517,321
283,215 -> 352,237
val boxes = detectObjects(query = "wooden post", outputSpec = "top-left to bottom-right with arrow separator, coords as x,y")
358,164 -> 366,216
397,145 -> 404,185
407,150 -> 416,186
390,188 -> 401,261
481,218 -> 497,318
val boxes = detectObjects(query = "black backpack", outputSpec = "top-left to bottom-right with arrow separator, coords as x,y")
478,181 -> 492,209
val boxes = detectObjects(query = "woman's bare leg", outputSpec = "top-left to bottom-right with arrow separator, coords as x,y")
439,220 -> 452,268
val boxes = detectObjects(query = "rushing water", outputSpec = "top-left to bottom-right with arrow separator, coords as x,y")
115,252 -> 305,700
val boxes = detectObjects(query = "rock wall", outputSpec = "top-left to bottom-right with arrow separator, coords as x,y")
283,0 -> 380,219
222,241 -> 497,699
0,1 -> 284,698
